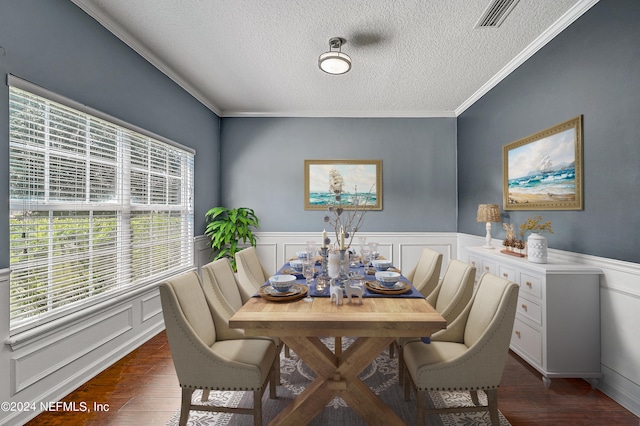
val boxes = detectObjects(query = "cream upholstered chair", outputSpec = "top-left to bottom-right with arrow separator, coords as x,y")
389,248 -> 443,358
159,270 -> 278,426
405,247 -> 443,297
396,259 -> 476,384
425,259 -> 476,324
201,257 -> 283,381
402,273 -> 519,425
234,247 -> 293,357
235,246 -> 271,303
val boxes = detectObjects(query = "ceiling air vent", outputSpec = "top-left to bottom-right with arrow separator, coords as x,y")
475,0 -> 521,28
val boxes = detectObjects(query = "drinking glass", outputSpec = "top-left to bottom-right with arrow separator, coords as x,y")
361,248 -> 371,273
368,242 -> 379,260
302,260 -> 315,302
358,236 -> 367,255
306,241 -> 317,260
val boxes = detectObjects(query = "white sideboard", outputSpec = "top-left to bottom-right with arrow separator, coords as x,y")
466,246 -> 603,389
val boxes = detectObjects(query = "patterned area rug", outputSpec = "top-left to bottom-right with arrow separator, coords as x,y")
167,338 -> 511,425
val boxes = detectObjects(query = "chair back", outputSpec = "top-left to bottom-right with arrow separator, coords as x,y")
429,259 -> 475,323
464,273 -> 518,350
201,258 -> 246,340
235,247 -> 271,302
203,258 -> 243,310
406,248 -> 443,297
160,271 -> 216,347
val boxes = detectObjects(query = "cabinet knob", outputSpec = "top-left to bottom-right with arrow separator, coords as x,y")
471,261 -> 476,266
526,281 -> 532,288
521,304 -> 528,311
515,330 -> 521,338
485,266 -> 490,271
503,273 -> 508,278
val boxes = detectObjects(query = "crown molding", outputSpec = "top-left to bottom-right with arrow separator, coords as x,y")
455,0 -> 600,116
219,110 -> 457,118
70,0 -> 223,117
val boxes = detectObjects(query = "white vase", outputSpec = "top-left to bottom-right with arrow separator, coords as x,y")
527,233 -> 548,263
328,252 -> 341,278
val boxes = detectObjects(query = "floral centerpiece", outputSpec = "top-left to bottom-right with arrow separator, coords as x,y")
322,168 -> 374,250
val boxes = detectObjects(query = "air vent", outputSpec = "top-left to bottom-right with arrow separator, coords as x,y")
475,0 -> 521,28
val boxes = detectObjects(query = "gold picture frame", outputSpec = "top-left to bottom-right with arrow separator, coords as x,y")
304,159 -> 382,210
503,115 -> 583,210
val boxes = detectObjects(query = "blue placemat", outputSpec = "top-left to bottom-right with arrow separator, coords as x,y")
258,263 -> 424,299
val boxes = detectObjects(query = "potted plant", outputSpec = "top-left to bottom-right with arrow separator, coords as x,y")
204,207 -> 260,271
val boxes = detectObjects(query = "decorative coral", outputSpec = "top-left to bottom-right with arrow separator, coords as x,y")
519,215 -> 554,239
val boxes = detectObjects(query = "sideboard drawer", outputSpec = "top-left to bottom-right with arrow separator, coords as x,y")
512,318 -> 542,366
468,255 -> 481,277
517,296 -> 542,325
519,272 -> 542,299
499,264 -> 516,282
480,259 -> 496,276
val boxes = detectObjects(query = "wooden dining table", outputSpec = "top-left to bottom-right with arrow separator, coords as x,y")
229,293 -> 446,425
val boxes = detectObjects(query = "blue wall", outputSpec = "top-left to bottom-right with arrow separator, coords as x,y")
457,0 -> 640,263
220,117 -> 458,233
2,0 -> 639,265
0,0 -> 221,268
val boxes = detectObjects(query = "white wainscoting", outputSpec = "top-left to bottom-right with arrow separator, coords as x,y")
457,233 -> 640,417
250,231 -> 457,279
0,236 -> 210,425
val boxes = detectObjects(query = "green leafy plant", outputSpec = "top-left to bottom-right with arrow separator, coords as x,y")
204,207 -> 259,271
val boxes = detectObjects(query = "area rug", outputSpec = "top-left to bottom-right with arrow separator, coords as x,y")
167,338 -> 511,425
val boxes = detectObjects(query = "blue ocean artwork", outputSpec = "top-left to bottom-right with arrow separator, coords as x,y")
309,192 -> 377,207
507,127 -> 577,203
508,167 -> 575,196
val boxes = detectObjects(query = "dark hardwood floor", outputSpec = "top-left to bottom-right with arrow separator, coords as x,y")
26,331 -> 638,425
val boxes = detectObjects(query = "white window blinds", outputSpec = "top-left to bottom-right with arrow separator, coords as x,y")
8,76 -> 195,334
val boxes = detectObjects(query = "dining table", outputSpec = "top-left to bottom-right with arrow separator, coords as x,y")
229,261 -> 447,426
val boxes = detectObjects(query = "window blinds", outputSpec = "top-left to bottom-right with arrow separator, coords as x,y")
8,77 -> 194,334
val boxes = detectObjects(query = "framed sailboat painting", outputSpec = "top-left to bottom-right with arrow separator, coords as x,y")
503,116 -> 583,210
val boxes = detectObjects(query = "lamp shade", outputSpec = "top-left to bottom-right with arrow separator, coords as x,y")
476,204 -> 501,222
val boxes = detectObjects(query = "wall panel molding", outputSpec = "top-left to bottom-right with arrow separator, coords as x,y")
12,305 -> 134,393
141,292 -> 162,323
251,232 -> 458,274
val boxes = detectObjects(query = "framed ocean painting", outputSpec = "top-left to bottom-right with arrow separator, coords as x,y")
503,116 -> 583,210
304,159 -> 382,210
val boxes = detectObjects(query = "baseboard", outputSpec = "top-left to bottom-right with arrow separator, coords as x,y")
599,365 -> 640,417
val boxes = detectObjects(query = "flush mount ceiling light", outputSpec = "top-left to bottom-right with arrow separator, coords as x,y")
318,37 -> 351,75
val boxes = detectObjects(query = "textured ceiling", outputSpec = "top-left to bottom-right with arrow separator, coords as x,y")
71,0 -> 598,117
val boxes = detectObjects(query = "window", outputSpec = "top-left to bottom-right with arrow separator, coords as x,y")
8,76 -> 194,335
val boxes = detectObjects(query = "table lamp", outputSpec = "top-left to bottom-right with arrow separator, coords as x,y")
476,204 -> 501,249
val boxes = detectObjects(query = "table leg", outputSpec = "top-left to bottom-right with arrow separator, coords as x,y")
272,336 -> 404,426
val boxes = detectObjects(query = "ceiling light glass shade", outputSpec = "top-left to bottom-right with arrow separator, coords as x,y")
318,51 -> 352,75
319,37 -> 352,75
